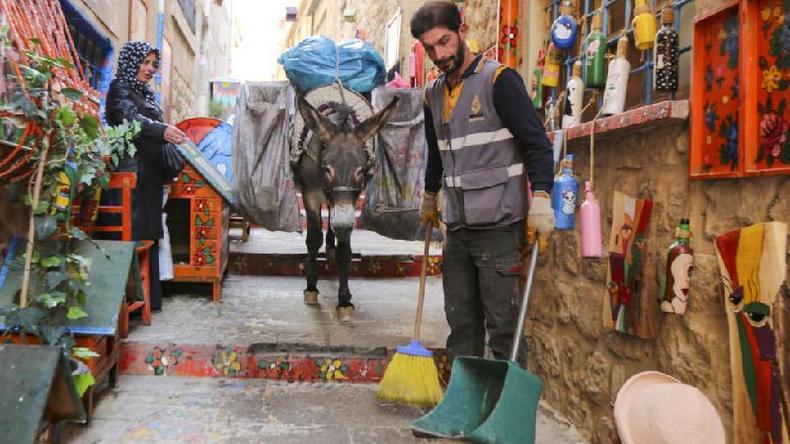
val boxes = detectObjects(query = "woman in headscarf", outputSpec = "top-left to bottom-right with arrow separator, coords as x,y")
105,41 -> 187,311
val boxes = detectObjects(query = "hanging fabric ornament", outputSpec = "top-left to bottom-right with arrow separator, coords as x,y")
602,35 -> 631,116
660,218 -> 693,315
551,0 -> 578,50
580,181 -> 602,257
632,0 -> 657,51
542,42 -> 564,88
583,12 -> 607,88
562,61 -> 585,128
654,6 -> 679,92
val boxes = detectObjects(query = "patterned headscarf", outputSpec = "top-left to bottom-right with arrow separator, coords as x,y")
115,41 -> 160,109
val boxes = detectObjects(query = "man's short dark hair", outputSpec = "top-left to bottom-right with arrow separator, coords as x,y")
410,1 -> 462,39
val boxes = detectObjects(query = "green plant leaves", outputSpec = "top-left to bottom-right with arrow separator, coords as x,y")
41,255 -> 62,268
60,88 -> 83,101
67,306 -> 88,320
79,115 -> 99,140
73,347 -> 100,359
56,105 -> 78,127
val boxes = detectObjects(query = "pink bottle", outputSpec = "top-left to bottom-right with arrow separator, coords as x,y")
580,181 -> 602,257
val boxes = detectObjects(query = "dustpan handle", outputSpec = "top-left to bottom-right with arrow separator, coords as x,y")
413,223 -> 432,341
510,242 -> 539,362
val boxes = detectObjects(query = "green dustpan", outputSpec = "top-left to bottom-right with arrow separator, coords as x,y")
412,244 -> 543,443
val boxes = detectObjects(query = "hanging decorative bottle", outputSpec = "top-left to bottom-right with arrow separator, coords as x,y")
531,49 -> 545,108
580,181 -> 602,257
654,6 -> 679,92
542,42 -> 564,88
562,60 -> 585,128
583,13 -> 607,88
551,0 -> 578,50
660,218 -> 694,315
553,154 -> 578,230
632,0 -> 657,51
601,35 -> 631,116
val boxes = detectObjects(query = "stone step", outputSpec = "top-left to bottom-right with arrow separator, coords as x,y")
229,228 -> 443,277
119,341 -> 450,384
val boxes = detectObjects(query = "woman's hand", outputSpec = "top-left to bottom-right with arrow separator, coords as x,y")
164,125 -> 188,145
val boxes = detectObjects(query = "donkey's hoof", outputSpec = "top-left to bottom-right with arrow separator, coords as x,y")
304,290 -> 319,305
336,306 -> 354,322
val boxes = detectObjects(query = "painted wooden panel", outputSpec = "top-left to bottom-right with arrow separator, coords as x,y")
715,222 -> 789,444
690,2 -> 743,178
603,191 -> 657,338
744,0 -> 790,175
497,0 -> 520,69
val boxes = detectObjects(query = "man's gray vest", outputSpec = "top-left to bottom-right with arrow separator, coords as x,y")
426,58 -> 526,230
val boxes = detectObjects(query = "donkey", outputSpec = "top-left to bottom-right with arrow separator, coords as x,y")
295,95 -> 399,322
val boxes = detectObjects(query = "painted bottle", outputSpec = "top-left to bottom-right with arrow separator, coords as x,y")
632,0 -> 657,51
551,0 -> 578,50
542,42 -> 564,88
654,6 -> 679,92
553,154 -> 578,230
583,13 -> 607,88
580,181 -> 602,258
660,218 -> 694,315
601,35 -> 631,116
531,66 -> 544,109
562,60 -> 585,128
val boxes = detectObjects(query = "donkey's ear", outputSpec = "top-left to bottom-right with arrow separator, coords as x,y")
354,96 -> 400,142
297,95 -> 336,144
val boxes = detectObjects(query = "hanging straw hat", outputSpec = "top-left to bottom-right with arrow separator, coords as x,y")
614,371 -> 725,444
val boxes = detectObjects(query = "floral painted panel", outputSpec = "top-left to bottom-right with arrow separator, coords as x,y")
753,0 -> 790,171
698,7 -> 742,175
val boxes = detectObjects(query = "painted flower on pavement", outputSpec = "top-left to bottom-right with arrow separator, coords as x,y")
212,347 -> 242,377
319,358 -> 348,381
145,346 -> 181,376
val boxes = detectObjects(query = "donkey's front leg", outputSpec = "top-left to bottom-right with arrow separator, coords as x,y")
303,195 -> 323,306
335,237 -> 354,321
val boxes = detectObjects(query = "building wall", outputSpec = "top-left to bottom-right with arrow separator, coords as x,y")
518,0 -> 789,442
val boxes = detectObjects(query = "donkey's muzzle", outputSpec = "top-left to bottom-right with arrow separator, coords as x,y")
330,202 -> 355,241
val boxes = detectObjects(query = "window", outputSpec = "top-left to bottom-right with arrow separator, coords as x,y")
689,0 -> 790,178
542,0 -> 693,117
59,0 -> 114,113
178,0 -> 197,33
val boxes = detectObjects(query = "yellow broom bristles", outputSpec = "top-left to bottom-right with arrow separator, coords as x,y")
377,352 -> 443,408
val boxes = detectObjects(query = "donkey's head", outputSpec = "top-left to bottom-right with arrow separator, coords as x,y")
297,95 -> 399,241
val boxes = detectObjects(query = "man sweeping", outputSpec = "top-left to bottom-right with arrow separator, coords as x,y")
413,1 -> 555,361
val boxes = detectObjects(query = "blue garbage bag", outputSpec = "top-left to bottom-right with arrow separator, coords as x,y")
278,36 -> 386,94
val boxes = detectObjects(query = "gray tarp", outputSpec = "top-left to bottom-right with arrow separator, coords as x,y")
360,87 -> 428,240
232,82 -> 300,231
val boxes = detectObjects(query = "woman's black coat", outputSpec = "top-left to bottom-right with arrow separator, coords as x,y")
105,79 -> 168,241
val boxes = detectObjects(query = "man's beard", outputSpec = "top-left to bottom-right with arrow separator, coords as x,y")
436,40 -> 466,75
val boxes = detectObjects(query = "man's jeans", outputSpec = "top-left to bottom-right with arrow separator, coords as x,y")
442,222 -> 525,360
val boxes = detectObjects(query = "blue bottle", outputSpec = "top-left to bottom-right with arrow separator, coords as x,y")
553,154 -> 579,230
550,1 -> 578,50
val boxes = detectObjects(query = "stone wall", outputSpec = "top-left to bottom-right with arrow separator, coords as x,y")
525,122 -> 790,443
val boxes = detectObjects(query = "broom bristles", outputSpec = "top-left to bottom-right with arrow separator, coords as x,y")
377,349 -> 443,409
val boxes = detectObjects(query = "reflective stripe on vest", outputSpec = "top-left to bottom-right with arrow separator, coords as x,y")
444,163 -> 524,187
438,127 -> 514,151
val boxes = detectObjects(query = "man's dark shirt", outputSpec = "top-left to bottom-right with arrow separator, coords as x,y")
423,55 -> 553,195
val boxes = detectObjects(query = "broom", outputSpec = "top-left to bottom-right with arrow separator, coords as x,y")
377,223 -> 443,408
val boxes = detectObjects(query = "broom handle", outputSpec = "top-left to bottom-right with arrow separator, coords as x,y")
413,223 -> 432,341
510,242 -> 539,362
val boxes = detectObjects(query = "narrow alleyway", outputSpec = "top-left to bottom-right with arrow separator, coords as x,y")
62,229 -> 588,443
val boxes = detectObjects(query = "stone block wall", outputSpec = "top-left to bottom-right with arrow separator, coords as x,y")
525,123 -> 789,442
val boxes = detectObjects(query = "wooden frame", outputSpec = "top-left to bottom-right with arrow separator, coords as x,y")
690,0 -> 790,178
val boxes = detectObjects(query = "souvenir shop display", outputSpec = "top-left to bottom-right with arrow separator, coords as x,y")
654,6 -> 679,92
552,154 -> 578,230
660,218 -> 693,315
562,61 -> 585,128
583,13 -> 607,88
602,35 -> 631,116
579,181 -> 602,258
632,0 -> 657,50
551,0 -> 578,50
542,42 -> 564,88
